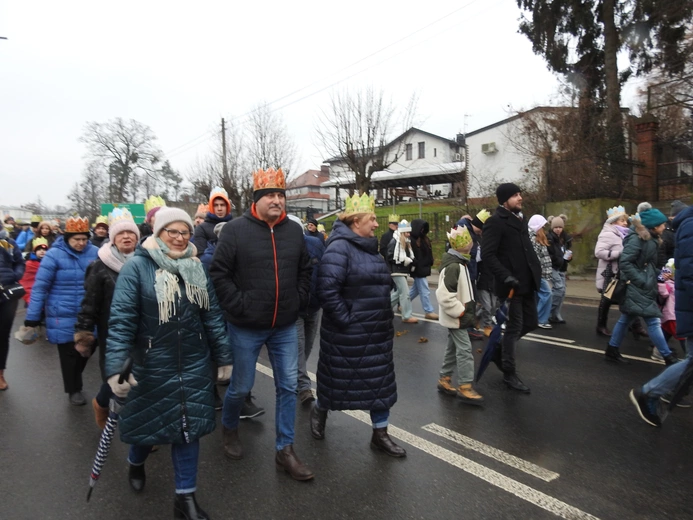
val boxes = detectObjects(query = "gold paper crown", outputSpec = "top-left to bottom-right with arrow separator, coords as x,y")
144,195 -> 166,214
447,225 -> 473,251
317,224 -> 325,232
388,214 -> 400,223
344,193 -> 375,215
475,209 -> 491,224
253,168 -> 286,191
108,208 -> 135,226
32,237 -> 48,250
94,215 -> 109,227
31,215 -> 42,223
65,216 -> 90,233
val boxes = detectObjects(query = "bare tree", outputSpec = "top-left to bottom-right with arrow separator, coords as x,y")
316,87 -> 417,194
80,118 -> 163,203
246,102 -> 297,178
67,162 -> 108,221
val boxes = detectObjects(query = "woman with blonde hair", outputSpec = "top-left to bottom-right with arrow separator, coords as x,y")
528,215 -> 553,329
24,221 -> 55,252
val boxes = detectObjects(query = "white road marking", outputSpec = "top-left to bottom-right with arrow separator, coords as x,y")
526,333 -> 576,344
519,337 -> 664,365
253,363 -> 599,520
422,423 -> 560,482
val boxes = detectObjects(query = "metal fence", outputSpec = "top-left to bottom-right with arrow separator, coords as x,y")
322,211 -> 464,240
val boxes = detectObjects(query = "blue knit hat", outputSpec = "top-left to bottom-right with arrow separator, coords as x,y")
638,208 -> 667,229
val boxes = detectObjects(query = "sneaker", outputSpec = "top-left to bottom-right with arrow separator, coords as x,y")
629,388 -> 661,427
467,328 -> 484,341
501,323 -> 506,331
537,323 -> 553,330
437,375 -> 457,396
660,394 -> 693,408
402,317 -> 419,324
424,312 -> 439,320
299,389 -> 315,405
663,354 -> 680,366
650,347 -> 664,363
69,391 -> 87,406
456,383 -> 484,406
240,393 -> 265,419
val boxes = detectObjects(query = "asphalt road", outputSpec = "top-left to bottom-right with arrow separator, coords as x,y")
0,300 -> 691,520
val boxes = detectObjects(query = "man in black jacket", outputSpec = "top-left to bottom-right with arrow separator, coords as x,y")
481,183 -> 541,393
379,214 -> 399,259
210,167 -> 314,481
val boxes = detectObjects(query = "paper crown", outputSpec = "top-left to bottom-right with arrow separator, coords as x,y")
30,215 -> 42,223
398,219 -> 412,232
447,225 -> 473,251
65,216 -> 90,233
144,195 -> 166,214
32,237 -> 48,250
388,214 -> 400,223
108,208 -> 135,226
606,205 -> 627,219
253,168 -> 286,191
317,224 -> 325,233
343,193 -> 375,215
94,215 -> 109,227
475,209 -> 491,224
196,204 -> 207,216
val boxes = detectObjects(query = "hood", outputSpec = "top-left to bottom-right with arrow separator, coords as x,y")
440,250 -> 468,271
52,235 -> 95,258
672,204 -> 693,231
325,219 -> 378,254
410,219 -> 429,239
631,220 -> 654,241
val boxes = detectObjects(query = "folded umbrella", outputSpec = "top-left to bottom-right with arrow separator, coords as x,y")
86,357 -> 133,502
476,290 -> 513,383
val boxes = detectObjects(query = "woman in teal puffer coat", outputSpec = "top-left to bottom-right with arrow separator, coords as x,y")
604,207 -> 678,365
105,208 -> 232,520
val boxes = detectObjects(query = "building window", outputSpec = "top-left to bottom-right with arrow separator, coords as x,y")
418,142 -> 425,159
406,143 -> 412,161
434,147 -> 437,158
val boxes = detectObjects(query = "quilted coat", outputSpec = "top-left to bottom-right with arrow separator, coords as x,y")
594,222 -> 626,290
316,219 -> 397,411
618,221 -> 661,318
673,205 -> 693,337
0,238 -> 24,286
210,207 -> 311,329
105,247 -> 233,446
26,237 -> 98,344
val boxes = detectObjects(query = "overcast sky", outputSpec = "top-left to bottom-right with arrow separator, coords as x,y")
0,0 -> 647,208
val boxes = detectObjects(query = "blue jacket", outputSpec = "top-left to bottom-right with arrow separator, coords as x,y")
316,219 -> 396,411
15,228 -> 33,251
105,247 -> 233,446
26,237 -> 98,343
200,241 -> 216,271
674,205 -> 693,336
303,234 -> 325,314
457,217 -> 481,282
0,239 -> 25,285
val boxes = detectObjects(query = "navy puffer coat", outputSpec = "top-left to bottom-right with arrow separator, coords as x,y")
0,238 -> 24,286
316,219 -> 396,411
674,206 -> 693,336
105,247 -> 232,446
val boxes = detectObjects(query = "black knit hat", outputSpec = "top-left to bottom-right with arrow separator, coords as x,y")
496,183 -> 522,205
307,217 -> 318,227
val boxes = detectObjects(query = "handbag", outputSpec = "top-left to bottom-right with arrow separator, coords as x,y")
0,282 -> 26,302
603,271 -> 628,304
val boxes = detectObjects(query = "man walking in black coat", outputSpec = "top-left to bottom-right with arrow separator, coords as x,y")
481,183 -> 541,393
379,214 -> 399,259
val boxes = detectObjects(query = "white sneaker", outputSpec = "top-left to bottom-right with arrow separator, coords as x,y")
650,347 -> 664,363
537,323 -> 553,330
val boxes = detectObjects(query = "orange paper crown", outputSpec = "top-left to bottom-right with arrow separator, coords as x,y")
253,168 -> 285,191
65,216 -> 90,233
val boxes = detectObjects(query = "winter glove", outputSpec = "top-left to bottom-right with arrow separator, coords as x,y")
503,276 -> 520,289
403,257 -> 413,267
73,331 -> 95,358
217,365 -> 232,383
74,342 -> 92,358
108,373 -> 138,398
24,320 -> 41,328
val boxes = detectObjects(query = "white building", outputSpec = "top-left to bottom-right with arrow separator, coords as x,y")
285,165 -> 332,216
0,206 -> 33,223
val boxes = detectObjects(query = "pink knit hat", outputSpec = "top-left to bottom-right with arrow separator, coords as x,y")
108,208 -> 141,242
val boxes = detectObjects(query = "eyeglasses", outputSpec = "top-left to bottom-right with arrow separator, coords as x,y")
163,228 -> 191,239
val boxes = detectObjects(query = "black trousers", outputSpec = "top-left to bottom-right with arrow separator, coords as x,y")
57,342 -> 90,394
0,298 -> 19,370
500,292 -> 538,374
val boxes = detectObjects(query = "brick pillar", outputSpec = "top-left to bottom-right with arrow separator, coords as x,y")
634,114 -> 659,201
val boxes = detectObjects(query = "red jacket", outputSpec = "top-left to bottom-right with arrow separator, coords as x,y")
20,259 -> 40,304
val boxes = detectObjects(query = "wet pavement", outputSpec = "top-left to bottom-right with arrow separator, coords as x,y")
1,301 -> 691,520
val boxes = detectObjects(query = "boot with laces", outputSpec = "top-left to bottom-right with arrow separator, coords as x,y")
436,375 -> 457,396
456,383 -> 484,406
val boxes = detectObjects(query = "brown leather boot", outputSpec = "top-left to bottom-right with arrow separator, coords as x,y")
0,370 -> 7,391
310,405 -> 327,440
275,445 -> 314,481
370,427 -> 406,458
222,426 -> 243,460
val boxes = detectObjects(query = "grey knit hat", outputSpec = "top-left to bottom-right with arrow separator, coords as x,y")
153,207 -> 194,238
670,200 -> 688,217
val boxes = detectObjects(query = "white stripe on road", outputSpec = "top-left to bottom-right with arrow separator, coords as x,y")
519,337 -> 664,365
526,333 -> 575,344
422,423 -> 560,482
253,363 -> 599,520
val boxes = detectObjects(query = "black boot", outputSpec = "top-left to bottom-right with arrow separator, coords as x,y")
604,345 -> 630,364
664,354 -> 680,366
596,296 -> 611,336
174,492 -> 209,520
128,463 -> 145,493
370,427 -> 407,457
222,426 -> 242,460
310,405 -> 327,440
503,373 -> 530,393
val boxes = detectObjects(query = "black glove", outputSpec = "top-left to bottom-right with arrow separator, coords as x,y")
503,276 -> 520,289
24,320 -> 41,328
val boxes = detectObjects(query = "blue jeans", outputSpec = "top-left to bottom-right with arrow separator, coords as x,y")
409,277 -> 435,314
391,276 -> 413,319
609,314 -> 673,357
536,278 -> 552,324
128,439 -> 199,494
297,310 -> 320,392
316,398 -> 389,428
550,270 -> 566,320
643,338 -> 693,398
222,322 -> 298,450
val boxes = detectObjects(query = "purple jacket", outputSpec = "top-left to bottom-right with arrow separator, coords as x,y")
594,223 -> 627,290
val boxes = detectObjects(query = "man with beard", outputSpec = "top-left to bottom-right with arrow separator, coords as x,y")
481,183 -> 541,393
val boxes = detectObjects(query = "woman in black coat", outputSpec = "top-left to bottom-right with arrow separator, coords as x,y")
0,229 -> 25,390
546,215 -> 572,324
311,205 -> 405,458
409,218 -> 438,319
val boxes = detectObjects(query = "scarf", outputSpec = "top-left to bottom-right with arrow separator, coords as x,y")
98,244 -> 134,273
142,236 -> 209,323
392,229 -> 415,265
614,225 -> 630,240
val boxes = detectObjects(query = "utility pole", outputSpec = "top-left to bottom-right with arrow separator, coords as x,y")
221,118 -> 228,178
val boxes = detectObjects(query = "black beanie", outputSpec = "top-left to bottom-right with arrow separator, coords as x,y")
307,217 -> 318,227
253,188 -> 286,203
496,183 -> 522,205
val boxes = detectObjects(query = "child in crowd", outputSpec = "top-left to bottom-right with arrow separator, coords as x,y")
652,261 -> 686,362
19,237 -> 48,307
435,226 -> 483,405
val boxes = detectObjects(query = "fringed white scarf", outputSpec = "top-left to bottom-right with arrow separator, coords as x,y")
392,229 -> 415,265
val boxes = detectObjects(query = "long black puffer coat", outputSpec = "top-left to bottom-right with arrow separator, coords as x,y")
410,219 -> 433,278
618,221 -> 662,318
105,247 -> 233,446
210,208 -> 311,329
316,219 -> 396,411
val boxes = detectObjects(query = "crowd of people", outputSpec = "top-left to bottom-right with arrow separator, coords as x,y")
2,179 -> 692,519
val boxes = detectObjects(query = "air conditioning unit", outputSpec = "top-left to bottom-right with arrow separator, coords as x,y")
482,142 -> 498,154
454,153 -> 462,161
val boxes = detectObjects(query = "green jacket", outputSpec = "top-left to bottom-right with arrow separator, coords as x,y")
436,251 -> 476,330
105,247 -> 233,446
618,222 -> 662,318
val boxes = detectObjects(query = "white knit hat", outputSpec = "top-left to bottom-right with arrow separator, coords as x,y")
528,215 -> 547,232
153,207 -> 194,237
398,219 -> 412,233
